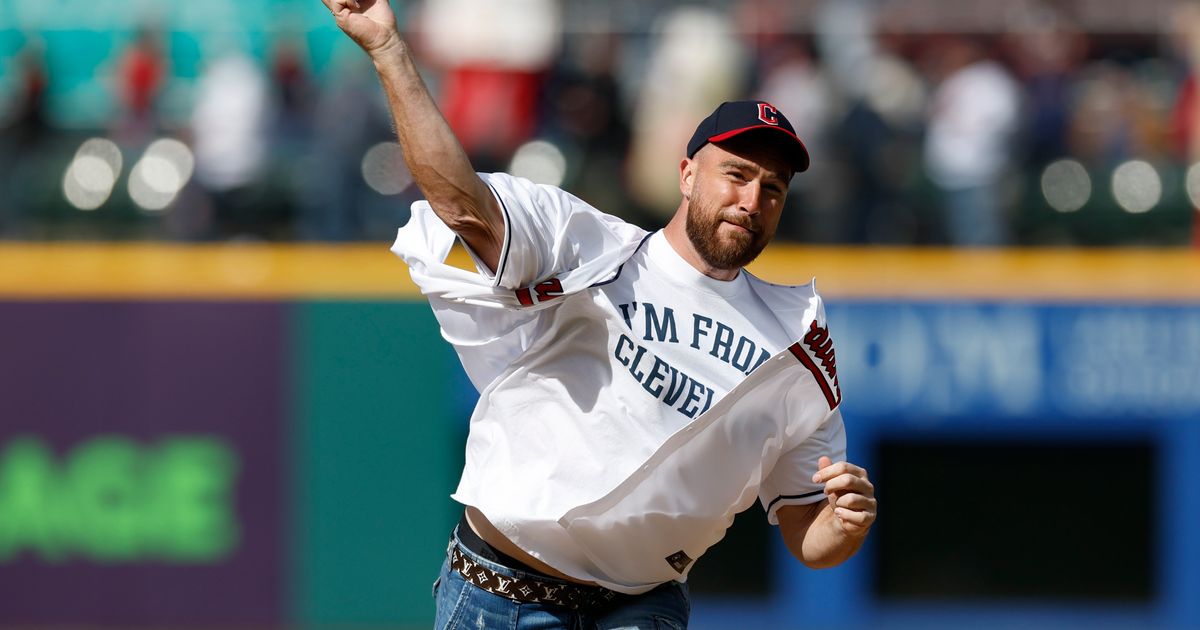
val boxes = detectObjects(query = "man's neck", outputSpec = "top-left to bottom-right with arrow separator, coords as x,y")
662,213 -> 740,282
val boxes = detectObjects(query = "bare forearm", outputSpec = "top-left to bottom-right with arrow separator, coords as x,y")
368,44 -> 502,263
372,44 -> 475,202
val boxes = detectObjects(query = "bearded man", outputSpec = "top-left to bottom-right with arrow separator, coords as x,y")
323,1 -> 877,628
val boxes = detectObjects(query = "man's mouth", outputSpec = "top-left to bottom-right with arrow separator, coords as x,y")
722,219 -> 757,234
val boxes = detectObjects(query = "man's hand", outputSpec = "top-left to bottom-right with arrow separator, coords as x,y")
322,0 -> 402,57
812,456 -> 876,537
777,456 -> 876,568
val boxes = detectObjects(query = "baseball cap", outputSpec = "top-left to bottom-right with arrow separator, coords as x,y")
687,100 -> 810,173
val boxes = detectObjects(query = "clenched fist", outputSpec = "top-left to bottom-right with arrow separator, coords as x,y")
321,0 -> 402,57
812,456 -> 877,536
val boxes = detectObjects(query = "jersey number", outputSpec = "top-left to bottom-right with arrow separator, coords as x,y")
515,278 -> 565,307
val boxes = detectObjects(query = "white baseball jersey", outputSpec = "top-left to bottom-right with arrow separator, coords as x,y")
391,172 -> 845,594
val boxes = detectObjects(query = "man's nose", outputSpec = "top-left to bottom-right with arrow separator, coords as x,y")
738,182 -> 762,214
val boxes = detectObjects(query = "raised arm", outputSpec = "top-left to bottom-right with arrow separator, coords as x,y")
323,0 -> 504,270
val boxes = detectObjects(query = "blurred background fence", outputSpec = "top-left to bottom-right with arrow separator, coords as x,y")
1,0 -> 1199,245
2,0 -> 1200,628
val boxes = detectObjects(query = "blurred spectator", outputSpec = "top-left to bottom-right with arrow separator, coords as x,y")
545,32 -> 637,220
922,36 -> 1020,246
0,45 -> 50,235
1066,63 -> 1135,166
1004,10 -> 1088,168
733,0 -> 809,55
417,0 -> 561,171
816,0 -> 928,243
752,36 -> 839,241
271,36 -> 315,143
190,44 -> 272,239
262,36 -> 318,238
296,52 -> 397,241
754,38 -> 834,172
113,26 -> 167,144
1167,2 -> 1200,246
0,46 -> 49,160
627,6 -> 746,220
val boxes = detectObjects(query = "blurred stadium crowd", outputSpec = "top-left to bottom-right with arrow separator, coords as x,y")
1,0 -> 1200,246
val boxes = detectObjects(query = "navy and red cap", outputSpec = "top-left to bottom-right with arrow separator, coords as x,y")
687,100 -> 810,174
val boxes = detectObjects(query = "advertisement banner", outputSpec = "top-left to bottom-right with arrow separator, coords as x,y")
828,302 -> 1200,421
0,301 -> 287,626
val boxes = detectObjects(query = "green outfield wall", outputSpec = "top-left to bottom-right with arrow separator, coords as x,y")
292,301 -> 461,626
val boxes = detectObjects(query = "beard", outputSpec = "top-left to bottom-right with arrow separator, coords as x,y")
685,194 -> 771,271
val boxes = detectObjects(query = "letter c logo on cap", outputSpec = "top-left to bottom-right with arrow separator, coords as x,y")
757,103 -> 779,125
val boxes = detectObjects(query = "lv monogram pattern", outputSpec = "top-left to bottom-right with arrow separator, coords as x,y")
450,544 -> 621,611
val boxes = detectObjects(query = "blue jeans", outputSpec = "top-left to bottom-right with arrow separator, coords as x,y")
433,530 -> 691,629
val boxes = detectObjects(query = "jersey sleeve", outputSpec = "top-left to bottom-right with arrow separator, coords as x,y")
758,407 -> 847,526
474,172 -> 638,290
390,172 -> 647,391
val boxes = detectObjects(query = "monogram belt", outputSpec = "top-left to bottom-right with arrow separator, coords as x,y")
449,543 -> 623,612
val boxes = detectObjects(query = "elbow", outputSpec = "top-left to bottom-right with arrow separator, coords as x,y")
786,541 -> 838,570
798,555 -> 845,570
782,536 -> 824,570
440,207 -> 498,243
784,530 -> 864,570
439,208 -> 483,234
423,176 -> 500,241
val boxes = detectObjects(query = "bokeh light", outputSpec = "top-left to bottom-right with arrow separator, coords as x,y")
509,140 -> 567,187
62,138 -> 122,211
1111,160 -> 1161,214
128,138 -> 195,212
1186,162 -> 1200,211
1040,159 -> 1091,213
147,138 -> 195,189
361,142 -> 413,195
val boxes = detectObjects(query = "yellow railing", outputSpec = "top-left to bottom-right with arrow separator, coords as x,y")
1,243 -> 1197,301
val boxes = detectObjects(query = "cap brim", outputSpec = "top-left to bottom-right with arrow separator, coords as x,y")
708,125 -> 811,173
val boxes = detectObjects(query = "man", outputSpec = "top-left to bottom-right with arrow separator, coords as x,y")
324,1 -> 877,628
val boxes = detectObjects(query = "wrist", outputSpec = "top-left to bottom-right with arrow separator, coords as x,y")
368,34 -> 408,65
834,517 -> 871,543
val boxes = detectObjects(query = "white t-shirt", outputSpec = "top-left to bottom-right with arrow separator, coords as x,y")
391,172 -> 845,593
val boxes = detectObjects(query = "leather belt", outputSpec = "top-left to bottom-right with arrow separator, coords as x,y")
449,542 -> 623,612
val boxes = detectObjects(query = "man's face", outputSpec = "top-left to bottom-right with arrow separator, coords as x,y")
682,138 -> 792,271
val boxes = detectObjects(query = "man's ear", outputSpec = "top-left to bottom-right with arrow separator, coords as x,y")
680,157 -> 695,200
